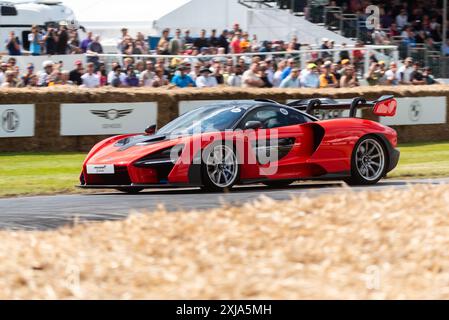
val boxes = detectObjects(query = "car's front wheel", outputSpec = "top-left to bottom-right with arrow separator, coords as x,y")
201,143 -> 240,192
346,136 -> 387,185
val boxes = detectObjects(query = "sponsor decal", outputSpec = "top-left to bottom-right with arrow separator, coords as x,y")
86,164 -> 115,174
1,109 -> 19,133
380,96 -> 446,126
408,101 -> 422,122
0,104 -> 34,138
60,103 -> 157,136
90,109 -> 133,121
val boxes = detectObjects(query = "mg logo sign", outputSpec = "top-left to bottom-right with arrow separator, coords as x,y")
1,109 -> 19,133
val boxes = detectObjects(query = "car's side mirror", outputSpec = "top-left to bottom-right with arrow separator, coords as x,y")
145,125 -> 157,135
244,121 -> 263,130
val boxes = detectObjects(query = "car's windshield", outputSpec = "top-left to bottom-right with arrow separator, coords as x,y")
157,104 -> 247,135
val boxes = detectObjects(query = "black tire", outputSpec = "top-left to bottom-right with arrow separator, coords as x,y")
200,143 -> 240,192
262,180 -> 296,188
345,136 -> 387,186
116,188 -> 144,194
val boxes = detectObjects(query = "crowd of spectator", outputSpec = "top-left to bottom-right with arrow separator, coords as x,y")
5,22 -> 99,56
327,0 -> 449,55
0,24 -> 440,89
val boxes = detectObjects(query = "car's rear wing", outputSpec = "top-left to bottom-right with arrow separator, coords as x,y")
287,95 -> 397,118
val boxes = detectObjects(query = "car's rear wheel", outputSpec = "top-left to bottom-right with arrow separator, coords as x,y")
346,136 -> 387,185
262,180 -> 296,188
116,188 -> 144,194
201,143 -> 239,192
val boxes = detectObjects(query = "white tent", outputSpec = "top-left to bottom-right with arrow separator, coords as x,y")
155,0 -> 354,45
8,0 -> 189,38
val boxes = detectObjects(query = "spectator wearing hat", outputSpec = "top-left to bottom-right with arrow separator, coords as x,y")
196,67 -> 218,88
110,64 -> 127,87
81,62 -> 100,88
320,38 -> 331,59
1,71 -> 18,88
38,60 -> 54,87
340,65 -> 359,88
69,60 -> 84,86
21,63 -> 36,87
5,31 -> 21,56
242,63 -> 264,88
280,68 -> 301,88
301,63 -> 320,88
171,66 -> 195,88
319,62 -> 338,88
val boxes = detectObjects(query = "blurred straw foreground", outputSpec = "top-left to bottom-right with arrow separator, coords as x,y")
1,184 -> 449,299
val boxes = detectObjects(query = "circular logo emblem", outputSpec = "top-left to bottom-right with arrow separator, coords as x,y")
409,101 -> 422,122
1,109 -> 19,133
106,109 -> 119,120
280,108 -> 289,116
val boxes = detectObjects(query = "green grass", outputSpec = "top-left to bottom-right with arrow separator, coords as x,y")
389,141 -> 449,179
0,141 -> 448,197
0,152 -> 85,197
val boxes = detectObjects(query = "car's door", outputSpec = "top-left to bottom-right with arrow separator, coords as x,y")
236,105 -> 314,180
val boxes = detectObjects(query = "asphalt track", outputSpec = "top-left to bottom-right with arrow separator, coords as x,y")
0,178 -> 448,231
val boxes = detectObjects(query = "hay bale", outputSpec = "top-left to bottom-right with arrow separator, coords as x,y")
0,185 -> 449,299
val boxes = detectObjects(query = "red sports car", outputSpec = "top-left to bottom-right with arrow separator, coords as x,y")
79,96 -> 399,193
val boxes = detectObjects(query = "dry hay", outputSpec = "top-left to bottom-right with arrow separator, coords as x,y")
1,84 -> 448,104
1,184 -> 449,299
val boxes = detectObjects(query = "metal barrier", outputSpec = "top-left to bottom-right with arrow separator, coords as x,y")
323,6 -> 342,33
340,14 -> 358,39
